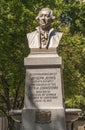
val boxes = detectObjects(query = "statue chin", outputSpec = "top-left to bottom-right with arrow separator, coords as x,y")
40,24 -> 51,30
40,24 -> 47,27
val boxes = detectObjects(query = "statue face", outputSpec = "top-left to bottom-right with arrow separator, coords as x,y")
38,10 -> 52,29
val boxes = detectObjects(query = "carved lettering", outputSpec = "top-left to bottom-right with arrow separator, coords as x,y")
29,72 -> 59,103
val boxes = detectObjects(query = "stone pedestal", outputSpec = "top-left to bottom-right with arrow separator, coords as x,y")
65,108 -> 82,130
22,51 -> 66,130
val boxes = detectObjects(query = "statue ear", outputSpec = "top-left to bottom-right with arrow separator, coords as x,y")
36,16 -> 39,21
52,16 -> 55,20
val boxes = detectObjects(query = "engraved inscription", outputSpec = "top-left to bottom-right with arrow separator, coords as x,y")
29,72 -> 59,103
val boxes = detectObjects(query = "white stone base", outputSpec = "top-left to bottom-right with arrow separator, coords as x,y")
22,108 -> 66,130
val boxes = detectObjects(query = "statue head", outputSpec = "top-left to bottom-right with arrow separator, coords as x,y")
36,8 -> 55,29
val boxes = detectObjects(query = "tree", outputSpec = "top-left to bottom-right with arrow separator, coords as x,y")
58,1 -> 85,110
0,0 -> 29,129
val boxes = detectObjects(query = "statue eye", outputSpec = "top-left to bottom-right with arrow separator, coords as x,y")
39,14 -> 43,17
45,14 -> 50,18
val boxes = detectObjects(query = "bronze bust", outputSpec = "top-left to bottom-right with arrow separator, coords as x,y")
27,8 -> 62,49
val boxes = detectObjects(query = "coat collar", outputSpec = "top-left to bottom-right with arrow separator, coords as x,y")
36,26 -> 54,36
35,27 -> 55,49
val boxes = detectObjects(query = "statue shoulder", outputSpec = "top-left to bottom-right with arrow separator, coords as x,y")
54,31 -> 63,40
27,30 -> 37,40
26,30 -> 39,48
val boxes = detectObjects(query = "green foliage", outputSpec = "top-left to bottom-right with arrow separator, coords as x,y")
57,1 -> 85,109
59,34 -> 85,108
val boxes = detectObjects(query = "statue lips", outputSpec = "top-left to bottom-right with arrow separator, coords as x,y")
40,20 -> 50,29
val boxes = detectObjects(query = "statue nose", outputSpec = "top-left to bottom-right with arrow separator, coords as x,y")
41,15 -> 45,19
